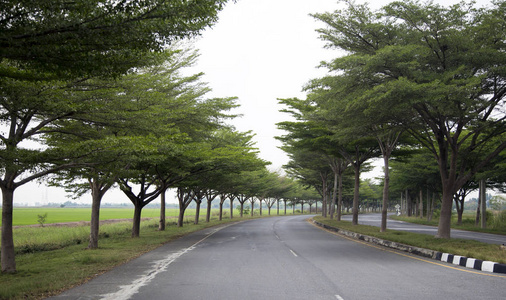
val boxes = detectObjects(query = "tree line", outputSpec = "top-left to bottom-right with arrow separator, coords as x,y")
0,1 -> 326,274
276,0 -> 506,238
0,0 -> 260,274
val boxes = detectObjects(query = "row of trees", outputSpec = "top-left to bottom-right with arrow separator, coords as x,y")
276,0 -> 506,238
1,0 -> 236,274
0,0 -> 325,275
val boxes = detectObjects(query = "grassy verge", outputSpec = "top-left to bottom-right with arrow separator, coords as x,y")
314,216 -> 506,264
6,207 -> 202,226
390,214 -> 506,235
0,216 -> 257,300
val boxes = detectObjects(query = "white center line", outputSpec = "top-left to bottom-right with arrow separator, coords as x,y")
289,249 -> 298,257
335,295 -> 345,300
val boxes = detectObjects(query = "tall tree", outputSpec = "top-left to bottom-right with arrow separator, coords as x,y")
312,0 -> 506,238
0,0 -> 233,273
0,76 -> 118,273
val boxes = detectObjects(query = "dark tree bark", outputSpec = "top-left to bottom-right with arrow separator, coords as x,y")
131,204 -> 143,238
194,198 -> 201,225
177,188 -> 194,227
159,189 -> 166,231
1,186 -> 16,273
88,178 -> 112,248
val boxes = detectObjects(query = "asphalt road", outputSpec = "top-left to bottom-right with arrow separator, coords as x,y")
341,213 -> 506,245
50,215 -> 505,300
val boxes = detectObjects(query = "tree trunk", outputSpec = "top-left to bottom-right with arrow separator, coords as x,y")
89,190 -> 101,248
321,175 -> 328,218
284,200 -> 287,215
159,189 -> 166,231
240,202 -> 244,218
330,171 -> 338,219
352,164 -> 360,225
178,206 -> 186,227
194,200 -> 201,225
419,190 -> 424,218
250,199 -> 255,217
206,199 -> 212,222
219,194 -> 226,221
436,185 -> 455,239
454,192 -> 464,226
380,155 -> 389,232
480,179 -> 487,229
132,203 -> 142,238
88,179 -> 111,248
219,201 -> 224,221
230,197 -> 234,219
277,199 -> 280,215
1,186 -> 16,273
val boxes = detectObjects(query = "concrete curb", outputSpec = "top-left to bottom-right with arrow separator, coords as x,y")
312,219 -> 506,274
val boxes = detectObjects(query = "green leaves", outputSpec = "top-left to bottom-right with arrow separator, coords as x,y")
0,0 -> 230,79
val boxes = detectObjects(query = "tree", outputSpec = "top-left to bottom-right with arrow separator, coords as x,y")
312,0 -> 506,238
43,48 -> 196,243
173,129 -> 267,226
277,97 -> 349,219
0,76 -> 119,273
0,0 -> 233,273
0,0 -> 230,79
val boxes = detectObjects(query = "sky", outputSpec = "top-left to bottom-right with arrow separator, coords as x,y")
15,0 -> 494,205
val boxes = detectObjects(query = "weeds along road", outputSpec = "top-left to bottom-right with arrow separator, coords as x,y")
50,215 -> 505,300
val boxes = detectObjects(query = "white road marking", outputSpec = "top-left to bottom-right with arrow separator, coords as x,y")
335,295 -> 345,300
289,249 -> 298,257
101,227 -> 225,300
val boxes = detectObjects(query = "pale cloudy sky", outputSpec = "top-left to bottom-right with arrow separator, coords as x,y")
188,0 -> 492,172
16,0 -> 493,205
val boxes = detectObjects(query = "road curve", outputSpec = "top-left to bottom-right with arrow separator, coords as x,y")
50,215 -> 505,300
341,213 -> 506,245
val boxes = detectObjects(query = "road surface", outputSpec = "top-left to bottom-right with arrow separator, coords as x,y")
50,215 -> 505,300
341,213 -> 506,245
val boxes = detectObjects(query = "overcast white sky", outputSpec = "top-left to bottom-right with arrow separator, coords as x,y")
16,0 -> 494,205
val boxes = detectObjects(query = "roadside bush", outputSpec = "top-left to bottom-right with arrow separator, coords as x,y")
491,210 -> 506,229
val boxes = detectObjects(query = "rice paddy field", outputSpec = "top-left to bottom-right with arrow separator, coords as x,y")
3,207 -> 198,226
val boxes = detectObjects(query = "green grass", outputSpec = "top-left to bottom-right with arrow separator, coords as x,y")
390,212 -> 506,235
314,216 -> 506,265
0,215 -> 257,300
5,207 -> 196,226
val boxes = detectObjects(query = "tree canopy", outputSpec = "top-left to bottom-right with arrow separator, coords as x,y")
307,0 -> 506,238
0,0 -> 231,79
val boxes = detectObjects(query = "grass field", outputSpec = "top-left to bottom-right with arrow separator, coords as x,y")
3,207 -> 202,226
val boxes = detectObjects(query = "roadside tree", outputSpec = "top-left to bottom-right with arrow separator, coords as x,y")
312,0 -> 506,238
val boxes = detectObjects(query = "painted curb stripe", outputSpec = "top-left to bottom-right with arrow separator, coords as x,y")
466,258 -> 476,269
312,220 -> 506,274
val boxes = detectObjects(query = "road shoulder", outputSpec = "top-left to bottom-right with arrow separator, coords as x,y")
312,218 -> 506,274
